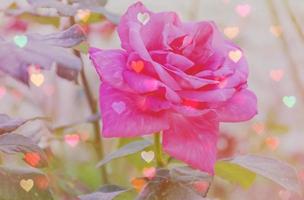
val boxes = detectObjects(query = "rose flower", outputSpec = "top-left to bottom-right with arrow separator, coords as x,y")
89,2 -> 257,174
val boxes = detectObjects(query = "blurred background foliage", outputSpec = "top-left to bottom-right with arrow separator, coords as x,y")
0,0 -> 304,199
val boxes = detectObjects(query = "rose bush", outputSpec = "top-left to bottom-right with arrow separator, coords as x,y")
89,2 -> 257,174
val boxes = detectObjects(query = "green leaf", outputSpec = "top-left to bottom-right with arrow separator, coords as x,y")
76,164 -> 101,189
215,161 -> 256,188
265,111 -> 289,134
73,42 -> 89,54
117,138 -> 154,171
230,155 -> 301,193
18,14 -> 60,27
268,121 -> 289,134
85,13 -> 104,24
216,155 -> 301,193
96,140 -> 152,168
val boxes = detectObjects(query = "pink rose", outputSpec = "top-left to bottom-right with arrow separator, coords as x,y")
89,2 -> 257,174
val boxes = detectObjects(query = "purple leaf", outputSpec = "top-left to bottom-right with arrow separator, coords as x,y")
0,166 -> 53,199
28,0 -> 77,16
137,168 -> 211,200
0,114 -> 46,135
27,0 -> 54,3
170,166 -> 213,183
28,0 -> 108,6
229,155 -> 301,193
96,140 -> 152,168
79,185 -> 127,200
0,25 -> 86,83
0,133 -> 48,167
0,133 -> 43,155
31,24 -> 86,47
25,0 -> 120,24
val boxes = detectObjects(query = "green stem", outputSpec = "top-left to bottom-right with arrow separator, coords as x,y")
154,132 -> 165,167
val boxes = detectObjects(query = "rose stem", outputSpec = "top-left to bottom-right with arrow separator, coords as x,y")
267,0 -> 304,103
154,132 -> 165,167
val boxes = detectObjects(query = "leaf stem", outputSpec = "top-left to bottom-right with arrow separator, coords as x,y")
154,132 -> 165,167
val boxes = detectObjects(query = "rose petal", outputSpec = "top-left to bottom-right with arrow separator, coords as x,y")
143,96 -> 172,112
117,2 -> 181,91
123,70 -> 160,93
123,70 -> 181,103
214,89 -> 257,122
99,83 -> 170,137
118,2 -> 181,52
178,88 -> 235,102
196,66 -> 234,80
89,48 -> 129,90
172,105 -> 213,117
166,52 -> 194,71
182,22 -> 222,67
164,65 -> 219,89
221,43 -> 248,88
163,112 -> 219,174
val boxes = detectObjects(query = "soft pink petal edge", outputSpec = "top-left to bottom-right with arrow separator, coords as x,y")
215,89 -> 258,122
99,83 -> 170,138
163,112 -> 219,174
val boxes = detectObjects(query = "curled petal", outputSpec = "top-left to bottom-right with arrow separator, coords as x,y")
166,52 -> 194,71
89,48 -> 130,91
214,89 -> 257,122
118,2 -> 181,52
123,70 -> 181,103
164,65 -> 219,89
178,88 -> 235,103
